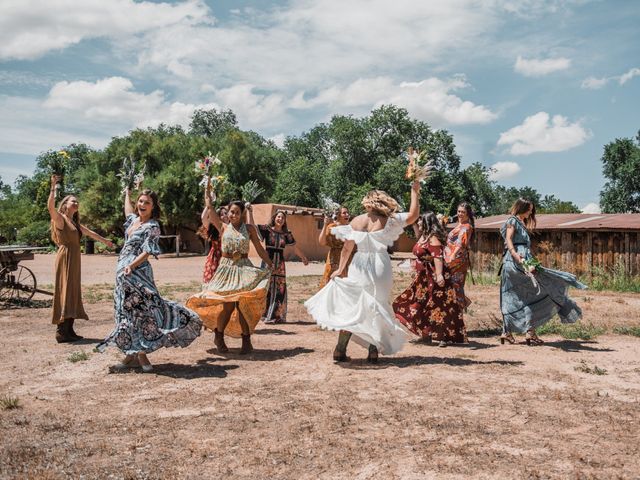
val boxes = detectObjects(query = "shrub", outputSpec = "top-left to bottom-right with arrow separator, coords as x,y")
16,220 -> 53,247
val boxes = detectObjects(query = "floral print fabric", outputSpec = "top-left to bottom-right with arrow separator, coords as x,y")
258,225 -> 296,323
393,241 -> 467,343
98,214 -> 202,354
444,223 -> 473,309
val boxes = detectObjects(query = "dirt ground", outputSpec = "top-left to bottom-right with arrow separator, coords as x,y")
1,255 -> 640,479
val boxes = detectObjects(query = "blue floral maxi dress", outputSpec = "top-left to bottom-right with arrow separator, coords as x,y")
98,215 -> 202,354
500,216 -> 587,334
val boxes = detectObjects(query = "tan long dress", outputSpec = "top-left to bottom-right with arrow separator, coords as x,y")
51,216 -> 88,324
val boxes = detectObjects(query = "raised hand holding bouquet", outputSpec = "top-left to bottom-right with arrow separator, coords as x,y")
241,179 -> 265,205
195,152 -> 227,202
44,150 -> 71,198
320,195 -> 341,220
405,147 -> 434,183
117,156 -> 146,195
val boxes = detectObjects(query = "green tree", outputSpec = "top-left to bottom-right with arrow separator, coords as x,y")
539,195 -> 580,213
189,108 -> 237,138
600,131 -> 640,213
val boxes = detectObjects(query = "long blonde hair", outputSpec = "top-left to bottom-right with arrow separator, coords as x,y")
361,190 -> 399,218
51,195 -> 82,245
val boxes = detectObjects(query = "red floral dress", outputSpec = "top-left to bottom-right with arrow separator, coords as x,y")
393,241 -> 467,343
202,228 -> 222,284
444,223 -> 473,309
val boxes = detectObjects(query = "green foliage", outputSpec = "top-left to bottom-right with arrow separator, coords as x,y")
574,360 -> 607,375
67,351 -> 90,363
600,131 -> 640,213
585,260 -> 640,293
612,326 -> 640,337
537,320 -> 606,340
189,108 -> 237,137
0,395 -> 21,410
539,195 -> 580,213
16,220 -> 52,247
272,157 -> 324,207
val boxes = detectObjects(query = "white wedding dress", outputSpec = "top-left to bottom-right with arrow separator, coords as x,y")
304,212 -> 411,354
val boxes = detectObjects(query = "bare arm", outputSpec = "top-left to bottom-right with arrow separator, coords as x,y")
80,225 -> 115,249
246,204 -> 256,225
204,184 -> 222,233
331,239 -> 355,279
405,180 -> 421,226
430,237 -> 445,287
411,223 -> 420,239
47,175 -> 64,230
124,188 -> 135,217
293,244 -> 309,265
124,252 -> 150,276
247,224 -> 273,268
505,225 -> 522,264
318,217 -> 331,246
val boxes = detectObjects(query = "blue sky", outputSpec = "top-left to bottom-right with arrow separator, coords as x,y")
1,0 -> 639,212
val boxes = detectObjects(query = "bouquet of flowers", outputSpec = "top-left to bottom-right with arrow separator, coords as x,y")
405,147 -> 434,182
522,256 -> 542,291
240,179 -> 265,204
196,152 -> 228,202
116,156 -> 145,194
44,150 -> 71,198
320,195 -> 341,219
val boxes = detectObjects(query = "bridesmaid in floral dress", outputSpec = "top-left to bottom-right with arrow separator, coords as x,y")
318,206 -> 353,288
258,211 -> 309,324
444,202 -> 474,310
393,212 -> 467,347
187,199 -> 273,354
98,189 -> 202,372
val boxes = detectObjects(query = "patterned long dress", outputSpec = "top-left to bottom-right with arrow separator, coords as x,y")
98,215 -> 202,354
444,223 -> 473,309
51,216 -> 88,324
319,222 -> 354,289
186,223 -> 270,337
500,216 -> 587,334
202,227 -> 222,283
258,225 -> 296,324
393,241 -> 467,343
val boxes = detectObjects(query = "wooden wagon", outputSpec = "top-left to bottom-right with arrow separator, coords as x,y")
0,245 -> 53,305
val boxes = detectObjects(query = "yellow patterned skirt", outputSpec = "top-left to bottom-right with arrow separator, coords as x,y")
186,257 -> 270,338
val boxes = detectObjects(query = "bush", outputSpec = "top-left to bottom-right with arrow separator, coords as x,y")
16,220 -> 53,247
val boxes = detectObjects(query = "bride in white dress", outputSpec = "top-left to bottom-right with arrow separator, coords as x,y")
305,181 -> 421,362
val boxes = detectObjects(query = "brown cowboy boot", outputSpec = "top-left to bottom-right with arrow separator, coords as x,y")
55,320 -> 74,343
67,319 -> 83,340
239,334 -> 253,355
213,328 -> 229,353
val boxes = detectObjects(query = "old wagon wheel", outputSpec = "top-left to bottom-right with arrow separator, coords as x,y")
0,265 -> 37,304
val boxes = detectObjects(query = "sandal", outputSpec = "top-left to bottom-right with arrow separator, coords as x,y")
500,333 -> 516,345
525,331 -> 544,346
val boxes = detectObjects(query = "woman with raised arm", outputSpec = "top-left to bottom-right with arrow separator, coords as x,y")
318,206 -> 353,289
200,186 -> 228,283
48,174 -> 115,343
445,202 -> 475,310
258,210 -> 309,324
186,195 -> 273,354
305,181 -> 421,363
98,188 -> 202,372
393,212 -> 467,347
500,198 -> 587,345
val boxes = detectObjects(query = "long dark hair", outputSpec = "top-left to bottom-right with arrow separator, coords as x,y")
418,212 -> 447,245
457,201 -> 475,240
136,189 -> 162,220
509,198 -> 536,231
269,209 -> 289,232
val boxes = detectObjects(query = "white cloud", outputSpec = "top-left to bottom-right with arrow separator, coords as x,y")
268,134 -> 286,148
581,67 -> 640,89
514,56 -> 571,77
497,112 -> 590,155
581,203 -> 601,214
619,67 -> 640,85
489,161 -> 521,180
292,76 -> 497,126
43,76 -> 216,128
581,76 -> 609,90
0,0 -> 210,60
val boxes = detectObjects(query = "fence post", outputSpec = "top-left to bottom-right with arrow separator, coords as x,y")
176,234 -> 180,257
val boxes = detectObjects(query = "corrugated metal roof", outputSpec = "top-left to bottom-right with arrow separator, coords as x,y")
469,213 -> 640,231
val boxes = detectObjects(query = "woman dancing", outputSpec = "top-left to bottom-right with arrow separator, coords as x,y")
186,195 -> 272,354
258,211 -> 309,324
98,188 -> 202,372
318,206 -> 353,289
500,198 -> 587,345
305,181 -> 421,363
393,212 -> 467,347
444,202 -> 474,310
200,188 -> 228,283
48,175 -> 115,343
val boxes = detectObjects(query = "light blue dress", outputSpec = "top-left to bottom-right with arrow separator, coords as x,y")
500,216 -> 587,334
98,215 -> 202,354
